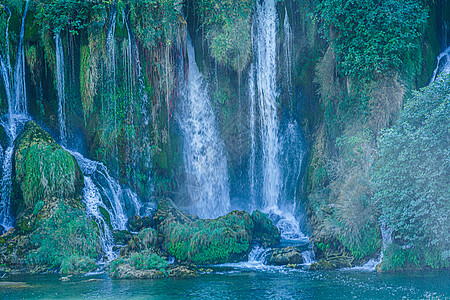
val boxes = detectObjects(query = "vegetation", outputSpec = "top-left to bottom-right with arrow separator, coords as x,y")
27,201 -> 101,272
14,121 -> 84,211
316,0 -> 428,80
192,0 -> 253,73
373,75 -> 450,270
165,211 -> 254,264
109,250 -> 169,278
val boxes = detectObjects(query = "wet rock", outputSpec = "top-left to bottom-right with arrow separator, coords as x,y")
127,215 -> 143,232
309,251 -> 354,270
267,247 -> 304,266
168,265 -> 198,278
112,230 -> 133,245
251,210 -> 281,247
142,216 -> 154,229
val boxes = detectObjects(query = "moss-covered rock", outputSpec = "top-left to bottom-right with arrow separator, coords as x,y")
251,210 -> 281,247
112,230 -> 133,246
267,247 -> 304,266
13,121 -> 84,214
127,215 -> 143,232
155,198 -> 280,265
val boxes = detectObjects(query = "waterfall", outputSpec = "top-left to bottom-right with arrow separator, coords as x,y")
255,0 -> 281,211
248,63 -> 257,209
177,33 -> 230,219
13,0 -> 29,115
106,0 -> 117,162
283,7 -> 293,100
0,1 -> 30,232
68,149 -> 145,260
55,32 -> 67,146
249,1 -> 306,242
431,46 -> 450,83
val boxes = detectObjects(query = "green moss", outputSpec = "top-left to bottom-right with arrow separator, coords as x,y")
109,250 -> 168,278
164,211 -> 254,264
14,121 -> 84,211
27,201 -> 101,270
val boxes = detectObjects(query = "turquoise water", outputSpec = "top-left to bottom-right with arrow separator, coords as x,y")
1,267 -> 449,299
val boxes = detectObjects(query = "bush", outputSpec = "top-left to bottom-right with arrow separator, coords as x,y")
373,75 -> 450,269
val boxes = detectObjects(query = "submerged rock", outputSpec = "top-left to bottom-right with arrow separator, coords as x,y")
267,247 -> 304,266
13,121 -> 84,214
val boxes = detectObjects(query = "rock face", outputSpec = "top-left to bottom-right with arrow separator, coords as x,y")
267,247 -> 304,266
13,121 -> 84,214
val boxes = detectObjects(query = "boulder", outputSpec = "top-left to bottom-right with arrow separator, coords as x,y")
13,121 -> 84,214
127,215 -> 143,232
112,230 -> 133,245
155,198 -> 280,265
267,246 -> 304,266
251,210 -> 281,247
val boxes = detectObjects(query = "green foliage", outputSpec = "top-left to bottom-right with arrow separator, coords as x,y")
129,0 -> 179,48
109,251 -> 168,277
316,0 -> 428,80
27,201 -> 101,270
35,0 -> 106,34
194,0 -> 253,73
373,75 -> 450,269
165,211 -> 253,264
32,201 -> 45,216
129,251 -> 168,271
380,244 -> 420,271
60,255 -> 96,274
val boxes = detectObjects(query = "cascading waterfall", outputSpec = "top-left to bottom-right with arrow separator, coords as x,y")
68,149 -> 145,260
248,63 -> 257,209
283,7 -> 293,100
255,0 -> 281,212
251,0 -> 306,241
0,1 -> 30,232
55,32 -> 67,146
431,45 -> 450,82
106,0 -> 118,162
177,33 -> 230,219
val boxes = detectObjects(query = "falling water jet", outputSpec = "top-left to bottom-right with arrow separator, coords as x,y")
55,32 -> 67,146
0,1 -> 30,232
177,32 -> 230,219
